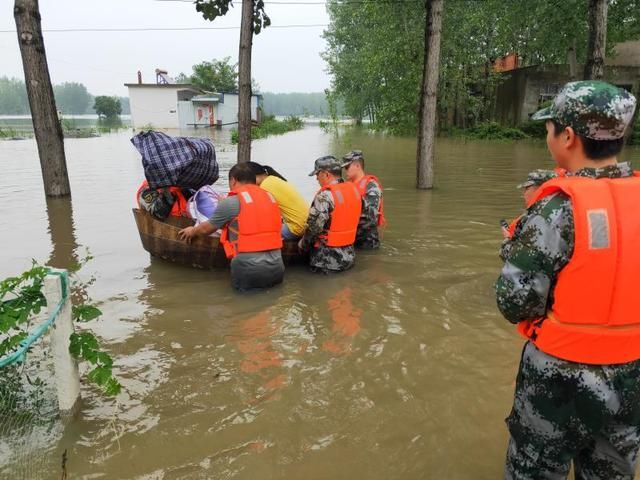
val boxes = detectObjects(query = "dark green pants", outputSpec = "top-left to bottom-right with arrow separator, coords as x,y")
506,342 -> 640,480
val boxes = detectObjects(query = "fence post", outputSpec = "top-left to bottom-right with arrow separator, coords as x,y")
44,269 -> 81,413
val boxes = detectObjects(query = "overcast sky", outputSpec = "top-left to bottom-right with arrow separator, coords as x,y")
0,0 -> 331,96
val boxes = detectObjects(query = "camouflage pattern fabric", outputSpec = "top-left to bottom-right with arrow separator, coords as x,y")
497,162 -> 640,478
496,162 -> 633,323
355,178 -> 382,250
299,188 -> 356,273
506,342 -> 640,480
517,169 -> 561,189
531,81 -> 637,140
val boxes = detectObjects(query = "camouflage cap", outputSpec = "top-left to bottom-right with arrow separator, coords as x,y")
341,149 -> 364,167
516,169 -> 559,189
308,155 -> 342,176
531,80 -> 637,140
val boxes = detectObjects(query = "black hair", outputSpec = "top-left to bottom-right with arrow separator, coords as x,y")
245,161 -> 287,181
228,163 -> 257,184
551,120 -> 625,160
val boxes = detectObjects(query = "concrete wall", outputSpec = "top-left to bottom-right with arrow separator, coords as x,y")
494,64 -> 640,126
129,87 -> 181,129
217,94 -> 260,127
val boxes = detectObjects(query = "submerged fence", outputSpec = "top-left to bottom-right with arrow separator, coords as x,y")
0,268 -> 80,478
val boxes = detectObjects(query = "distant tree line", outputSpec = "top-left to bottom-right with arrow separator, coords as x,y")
261,92 -> 344,117
0,77 -> 130,115
324,0 -> 640,135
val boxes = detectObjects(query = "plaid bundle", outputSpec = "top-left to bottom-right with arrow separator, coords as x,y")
131,131 -> 219,189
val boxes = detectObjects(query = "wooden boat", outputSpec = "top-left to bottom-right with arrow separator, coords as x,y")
132,208 -> 306,269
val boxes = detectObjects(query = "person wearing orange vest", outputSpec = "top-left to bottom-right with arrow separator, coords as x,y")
136,180 -> 191,219
496,81 -> 640,479
179,163 -> 284,291
298,155 -> 362,273
341,150 -> 385,249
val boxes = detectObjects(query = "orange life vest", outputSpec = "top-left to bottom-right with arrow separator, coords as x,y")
318,182 -> 362,247
220,184 -> 283,259
136,180 -> 190,217
517,172 -> 640,364
356,175 -> 386,226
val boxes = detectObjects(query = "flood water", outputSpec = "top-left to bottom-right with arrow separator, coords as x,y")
1,126 -> 639,479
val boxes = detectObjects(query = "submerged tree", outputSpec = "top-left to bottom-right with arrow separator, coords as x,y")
14,0 -> 71,197
194,0 -> 270,163
416,0 -> 443,190
584,0 -> 608,80
93,96 -> 122,121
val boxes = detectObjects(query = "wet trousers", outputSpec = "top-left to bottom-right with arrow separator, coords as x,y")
505,341 -> 640,480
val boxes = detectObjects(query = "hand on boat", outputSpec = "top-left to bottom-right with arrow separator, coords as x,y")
179,226 -> 197,243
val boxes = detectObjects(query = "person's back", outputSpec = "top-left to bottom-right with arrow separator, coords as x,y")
179,164 -> 284,291
341,150 -> 384,249
496,81 -> 640,479
259,175 -> 309,238
299,156 -> 361,273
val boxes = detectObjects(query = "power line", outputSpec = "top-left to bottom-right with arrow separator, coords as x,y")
0,24 -> 328,34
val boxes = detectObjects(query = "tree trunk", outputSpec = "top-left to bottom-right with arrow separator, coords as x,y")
14,0 -> 71,197
416,0 -> 443,190
237,0 -> 253,163
584,0 -> 608,80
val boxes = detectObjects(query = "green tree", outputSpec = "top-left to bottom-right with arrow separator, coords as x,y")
190,57 -> 238,92
53,82 -> 91,114
93,96 -> 122,120
0,77 -> 29,114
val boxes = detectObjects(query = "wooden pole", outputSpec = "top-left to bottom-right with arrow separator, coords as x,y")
584,0 -> 608,80
44,270 -> 80,413
237,0 -> 253,163
14,0 -> 71,197
416,0 -> 444,190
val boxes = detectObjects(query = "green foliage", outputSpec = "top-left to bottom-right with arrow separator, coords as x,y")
0,126 -> 22,139
69,332 -> 121,396
0,77 -> 29,115
195,0 -> 271,34
230,115 -> 304,144
261,92 -> 343,117
93,96 -> 122,120
0,262 -> 121,398
463,122 -> 529,140
629,115 -> 640,146
519,120 -> 548,138
324,0 -> 640,134
0,263 -> 47,358
188,57 -> 238,92
53,82 -> 91,114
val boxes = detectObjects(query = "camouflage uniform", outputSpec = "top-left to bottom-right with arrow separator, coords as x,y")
496,81 -> 640,479
355,178 -> 382,250
300,155 -> 356,273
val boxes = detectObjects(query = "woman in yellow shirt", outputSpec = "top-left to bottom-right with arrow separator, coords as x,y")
247,162 -> 309,239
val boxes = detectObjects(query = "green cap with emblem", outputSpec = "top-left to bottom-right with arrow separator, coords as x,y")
308,155 -> 342,176
531,80 -> 637,140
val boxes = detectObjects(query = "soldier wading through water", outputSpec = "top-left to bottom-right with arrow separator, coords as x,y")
496,80 -> 640,479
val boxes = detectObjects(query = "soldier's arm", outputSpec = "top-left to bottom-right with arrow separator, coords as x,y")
300,191 -> 332,250
361,180 -> 381,229
495,193 -> 574,324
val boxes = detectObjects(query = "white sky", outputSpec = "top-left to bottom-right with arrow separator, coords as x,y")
0,0 -> 331,96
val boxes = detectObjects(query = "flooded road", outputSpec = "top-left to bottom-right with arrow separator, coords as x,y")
1,127 -> 639,479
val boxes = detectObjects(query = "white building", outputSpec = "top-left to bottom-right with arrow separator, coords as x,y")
125,83 -> 261,129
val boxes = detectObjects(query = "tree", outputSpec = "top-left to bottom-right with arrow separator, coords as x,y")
93,96 -> 122,120
0,77 -> 29,114
14,0 -> 70,197
53,82 -> 91,114
189,57 -> 238,92
416,0 -> 443,190
195,0 -> 271,163
584,0 -> 608,80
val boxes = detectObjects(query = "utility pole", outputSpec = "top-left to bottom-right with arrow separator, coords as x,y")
416,0 -> 443,190
14,0 -> 71,197
584,0 -> 608,80
237,0 -> 253,163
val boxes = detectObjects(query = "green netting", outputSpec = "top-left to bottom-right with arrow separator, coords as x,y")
0,271 -> 69,479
